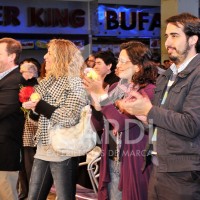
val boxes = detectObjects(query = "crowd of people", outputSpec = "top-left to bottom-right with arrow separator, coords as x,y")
0,12 -> 200,200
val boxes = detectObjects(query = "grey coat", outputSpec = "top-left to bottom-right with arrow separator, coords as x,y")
147,54 -> 200,172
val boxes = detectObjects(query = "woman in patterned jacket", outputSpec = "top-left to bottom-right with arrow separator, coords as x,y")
22,39 -> 87,200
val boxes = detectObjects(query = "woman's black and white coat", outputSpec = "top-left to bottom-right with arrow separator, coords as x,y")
34,76 -> 88,145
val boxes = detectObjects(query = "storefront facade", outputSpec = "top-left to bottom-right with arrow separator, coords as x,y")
0,0 -> 97,61
0,0 -> 160,61
92,4 -> 160,56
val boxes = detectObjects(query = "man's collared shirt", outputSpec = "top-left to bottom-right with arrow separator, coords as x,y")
170,54 -> 198,74
0,65 -> 18,80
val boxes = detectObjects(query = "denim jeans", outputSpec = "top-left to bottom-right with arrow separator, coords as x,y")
28,157 -> 79,200
108,159 -> 122,200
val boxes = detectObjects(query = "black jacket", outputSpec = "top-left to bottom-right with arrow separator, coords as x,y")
0,67 -> 25,171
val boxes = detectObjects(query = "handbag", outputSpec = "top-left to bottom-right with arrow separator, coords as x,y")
49,105 -> 97,157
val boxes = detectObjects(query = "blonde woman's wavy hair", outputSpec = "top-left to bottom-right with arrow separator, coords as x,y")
46,39 -> 85,79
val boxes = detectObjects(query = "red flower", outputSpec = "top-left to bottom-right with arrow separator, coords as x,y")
19,86 -> 35,103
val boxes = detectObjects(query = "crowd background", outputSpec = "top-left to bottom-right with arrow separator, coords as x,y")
1,11 -> 200,200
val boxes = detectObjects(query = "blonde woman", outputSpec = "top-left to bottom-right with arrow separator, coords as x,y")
23,39 -> 87,200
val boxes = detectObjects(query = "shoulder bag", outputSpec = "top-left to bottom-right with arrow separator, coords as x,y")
49,105 -> 97,157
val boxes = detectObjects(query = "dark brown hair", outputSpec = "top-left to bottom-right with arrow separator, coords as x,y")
120,41 -> 158,88
166,13 -> 200,53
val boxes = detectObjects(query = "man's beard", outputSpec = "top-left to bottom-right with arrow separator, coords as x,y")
168,42 -> 190,64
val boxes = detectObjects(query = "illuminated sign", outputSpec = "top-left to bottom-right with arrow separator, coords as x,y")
97,5 -> 160,38
0,6 -> 20,26
0,6 -> 85,27
0,1 -> 88,34
27,8 -> 85,27
106,11 -> 160,31
0,1 -> 160,37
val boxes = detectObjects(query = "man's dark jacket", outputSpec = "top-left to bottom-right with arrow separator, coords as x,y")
146,54 -> 200,172
0,67 -> 25,171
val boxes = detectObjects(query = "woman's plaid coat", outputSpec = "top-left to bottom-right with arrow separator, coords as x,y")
34,76 -> 88,145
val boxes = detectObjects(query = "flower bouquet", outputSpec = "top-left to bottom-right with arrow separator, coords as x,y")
19,85 -> 41,115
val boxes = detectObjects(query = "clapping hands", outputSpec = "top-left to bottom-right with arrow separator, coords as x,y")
115,90 -> 152,124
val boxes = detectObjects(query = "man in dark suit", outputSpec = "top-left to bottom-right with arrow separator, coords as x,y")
0,38 -> 25,200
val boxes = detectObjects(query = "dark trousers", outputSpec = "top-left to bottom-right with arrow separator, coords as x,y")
18,147 -> 36,198
148,166 -> 200,200
28,157 -> 79,200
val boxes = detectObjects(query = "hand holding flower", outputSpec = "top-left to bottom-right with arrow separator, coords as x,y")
22,101 -> 38,111
22,92 -> 41,112
30,92 -> 41,102
19,86 -> 41,115
19,86 -> 35,103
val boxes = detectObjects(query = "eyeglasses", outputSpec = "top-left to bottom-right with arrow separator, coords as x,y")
117,58 -> 131,65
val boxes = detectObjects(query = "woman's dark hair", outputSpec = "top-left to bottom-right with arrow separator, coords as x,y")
132,61 -> 158,88
166,12 -> 200,53
120,41 -> 158,88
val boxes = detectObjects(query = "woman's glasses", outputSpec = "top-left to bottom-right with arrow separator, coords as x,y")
117,58 -> 131,65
